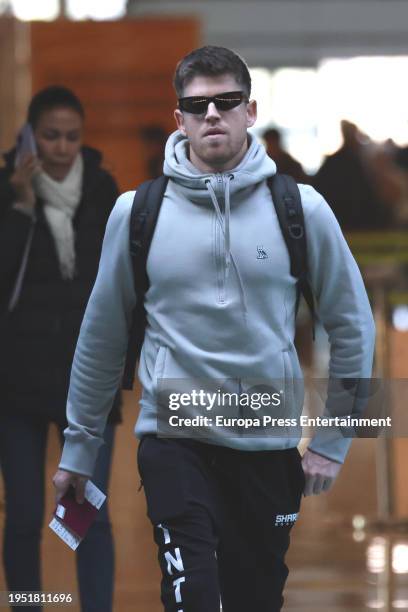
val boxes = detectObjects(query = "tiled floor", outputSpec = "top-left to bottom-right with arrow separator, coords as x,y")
286,506 -> 408,611
284,434 -> 408,612
1,393 -> 408,611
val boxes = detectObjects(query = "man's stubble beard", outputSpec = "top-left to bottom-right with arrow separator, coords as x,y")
193,142 -> 234,168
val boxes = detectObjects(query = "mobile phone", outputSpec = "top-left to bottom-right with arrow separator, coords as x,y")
15,123 -> 38,168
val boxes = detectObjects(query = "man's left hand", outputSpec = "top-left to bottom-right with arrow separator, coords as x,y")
301,449 -> 342,496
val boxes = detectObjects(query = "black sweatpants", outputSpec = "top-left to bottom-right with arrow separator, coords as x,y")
137,435 -> 305,612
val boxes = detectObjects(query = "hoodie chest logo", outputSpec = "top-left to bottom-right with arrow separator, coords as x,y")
257,245 -> 268,260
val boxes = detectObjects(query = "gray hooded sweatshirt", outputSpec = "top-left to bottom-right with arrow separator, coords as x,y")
59,130 -> 375,478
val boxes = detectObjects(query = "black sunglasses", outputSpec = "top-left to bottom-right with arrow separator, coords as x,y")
178,91 -> 248,115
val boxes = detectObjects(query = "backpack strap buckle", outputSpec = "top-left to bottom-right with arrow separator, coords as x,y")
288,223 -> 304,239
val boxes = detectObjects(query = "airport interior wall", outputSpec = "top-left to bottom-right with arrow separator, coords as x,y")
128,0 -> 408,68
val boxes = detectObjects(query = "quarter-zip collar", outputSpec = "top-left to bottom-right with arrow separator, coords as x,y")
163,130 -> 277,319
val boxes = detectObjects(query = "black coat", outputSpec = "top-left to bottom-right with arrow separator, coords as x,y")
0,146 -> 122,423
313,146 -> 391,232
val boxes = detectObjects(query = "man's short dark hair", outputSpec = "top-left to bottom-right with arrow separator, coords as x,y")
28,85 -> 84,128
173,46 -> 251,98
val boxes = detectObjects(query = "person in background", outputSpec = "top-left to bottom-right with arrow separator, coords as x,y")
0,86 -> 121,612
263,127 -> 309,183
313,120 -> 391,231
394,139 -> 408,173
369,140 -> 408,227
138,124 -> 169,179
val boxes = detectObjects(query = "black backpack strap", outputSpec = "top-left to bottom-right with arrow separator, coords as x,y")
122,175 -> 169,389
267,174 -> 316,339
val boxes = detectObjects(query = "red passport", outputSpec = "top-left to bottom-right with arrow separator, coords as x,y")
54,486 -> 98,539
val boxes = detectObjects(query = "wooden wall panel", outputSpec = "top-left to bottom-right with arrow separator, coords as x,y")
30,19 -> 200,190
0,18 -> 31,156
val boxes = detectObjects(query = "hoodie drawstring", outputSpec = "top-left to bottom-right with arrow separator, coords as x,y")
205,176 -> 248,320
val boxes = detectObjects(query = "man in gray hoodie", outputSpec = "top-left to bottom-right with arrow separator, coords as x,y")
53,47 -> 375,611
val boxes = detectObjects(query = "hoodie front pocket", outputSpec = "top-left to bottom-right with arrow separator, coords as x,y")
153,345 -> 167,395
282,349 -> 304,420
282,349 -> 294,416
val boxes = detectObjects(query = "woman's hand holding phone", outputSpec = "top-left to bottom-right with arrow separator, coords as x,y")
10,154 -> 41,214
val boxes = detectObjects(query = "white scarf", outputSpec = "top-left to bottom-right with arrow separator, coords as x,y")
33,154 -> 83,280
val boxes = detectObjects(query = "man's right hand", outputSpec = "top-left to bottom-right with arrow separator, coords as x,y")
53,469 -> 88,504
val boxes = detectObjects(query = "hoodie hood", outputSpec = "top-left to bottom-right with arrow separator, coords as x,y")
163,129 -> 276,203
